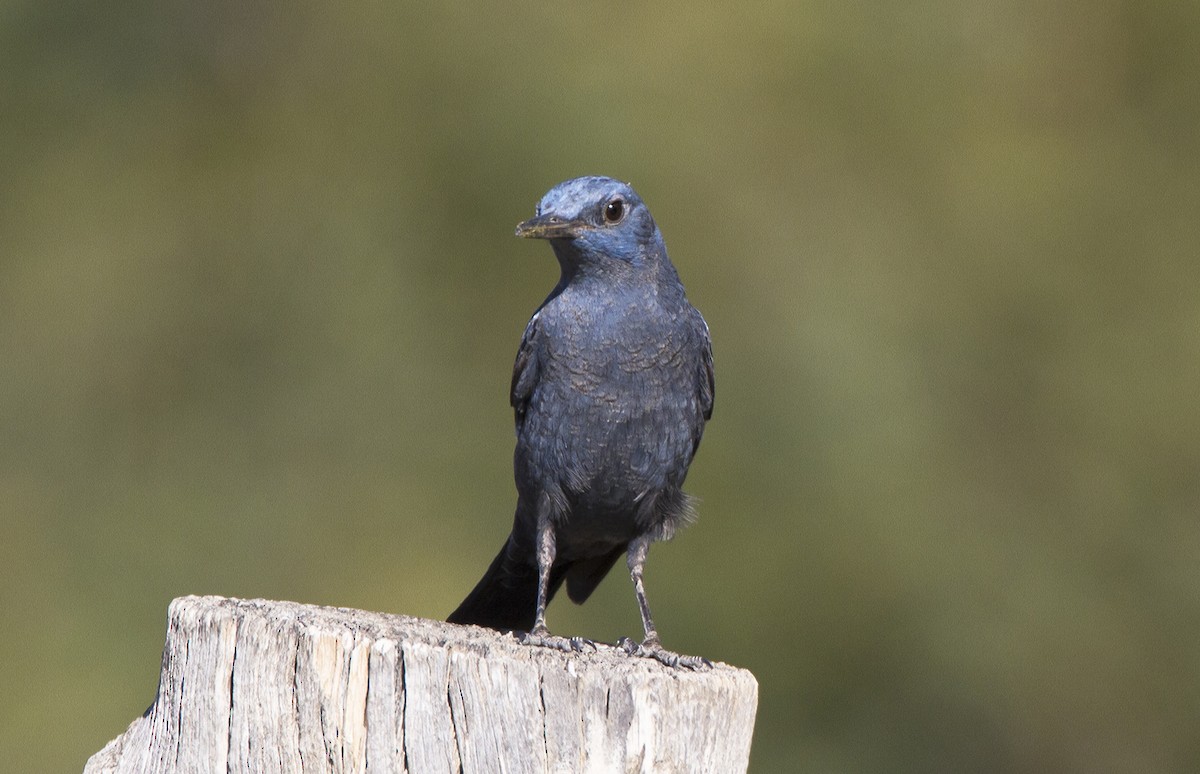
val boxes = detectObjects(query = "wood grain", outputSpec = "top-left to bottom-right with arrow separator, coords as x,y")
85,596 -> 757,774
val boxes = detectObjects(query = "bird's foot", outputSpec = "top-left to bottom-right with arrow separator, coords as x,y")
616,636 -> 713,671
518,629 -> 598,655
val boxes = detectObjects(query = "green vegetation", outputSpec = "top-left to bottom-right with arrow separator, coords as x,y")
2,2 -> 1197,771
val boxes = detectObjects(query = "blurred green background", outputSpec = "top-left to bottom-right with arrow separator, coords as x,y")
3,1 -> 1198,771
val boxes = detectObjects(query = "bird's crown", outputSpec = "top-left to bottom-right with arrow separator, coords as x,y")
533,176 -> 643,225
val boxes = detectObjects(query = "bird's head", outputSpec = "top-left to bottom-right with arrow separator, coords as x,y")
515,176 -> 663,271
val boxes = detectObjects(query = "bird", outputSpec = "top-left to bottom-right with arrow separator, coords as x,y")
447,176 -> 714,668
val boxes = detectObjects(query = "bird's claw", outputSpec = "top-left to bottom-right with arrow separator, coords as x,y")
567,636 -> 599,653
518,631 -> 598,654
615,636 -> 712,671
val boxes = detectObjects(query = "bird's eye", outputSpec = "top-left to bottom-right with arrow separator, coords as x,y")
603,198 -> 626,225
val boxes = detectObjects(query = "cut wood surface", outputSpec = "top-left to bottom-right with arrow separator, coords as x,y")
85,596 -> 758,774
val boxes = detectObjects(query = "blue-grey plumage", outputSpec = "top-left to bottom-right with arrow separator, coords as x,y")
448,176 -> 713,667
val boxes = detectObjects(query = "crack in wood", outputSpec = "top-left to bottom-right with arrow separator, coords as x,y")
85,596 -> 758,774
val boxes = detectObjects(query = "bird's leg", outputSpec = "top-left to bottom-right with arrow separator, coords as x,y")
531,511 -> 555,637
617,535 -> 712,670
627,534 -> 659,647
518,503 -> 595,655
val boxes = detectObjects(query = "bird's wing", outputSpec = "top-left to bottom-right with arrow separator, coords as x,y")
696,311 -> 715,421
510,310 -> 542,429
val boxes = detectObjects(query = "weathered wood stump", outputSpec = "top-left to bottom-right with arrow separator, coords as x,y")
84,596 -> 758,773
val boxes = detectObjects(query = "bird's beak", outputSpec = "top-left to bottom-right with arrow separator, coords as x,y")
514,213 -> 585,240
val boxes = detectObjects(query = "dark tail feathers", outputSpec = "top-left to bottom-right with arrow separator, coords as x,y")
446,538 -> 625,632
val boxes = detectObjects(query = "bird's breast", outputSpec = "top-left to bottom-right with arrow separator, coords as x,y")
517,345 -> 703,503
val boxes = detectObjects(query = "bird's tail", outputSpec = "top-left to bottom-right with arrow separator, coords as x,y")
447,537 -> 627,633
446,537 -> 546,632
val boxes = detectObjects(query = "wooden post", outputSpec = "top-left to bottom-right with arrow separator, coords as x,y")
85,596 -> 758,773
